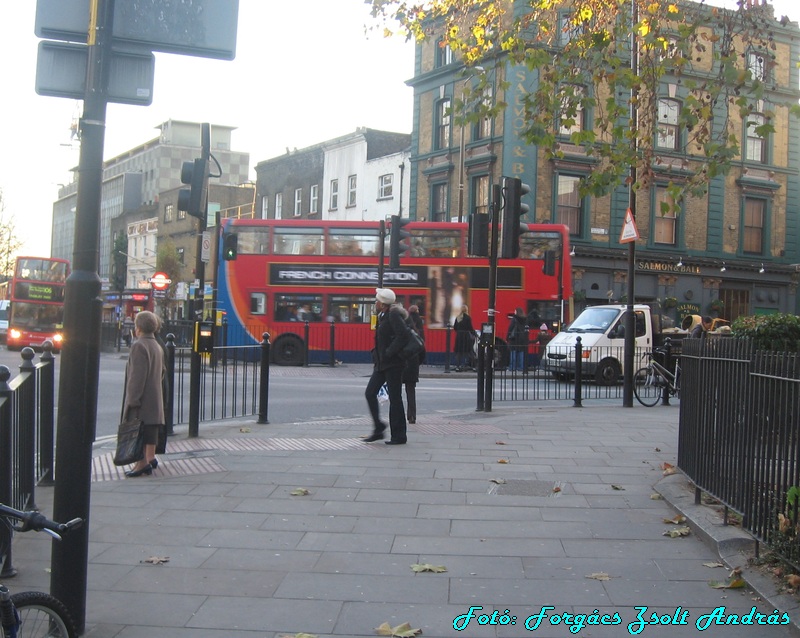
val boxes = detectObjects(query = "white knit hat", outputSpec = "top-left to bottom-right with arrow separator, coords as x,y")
375,288 -> 396,304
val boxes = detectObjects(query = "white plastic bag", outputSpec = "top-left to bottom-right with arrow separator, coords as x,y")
377,383 -> 389,404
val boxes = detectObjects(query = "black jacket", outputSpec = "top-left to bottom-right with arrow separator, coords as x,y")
374,305 -> 410,371
506,314 -> 529,346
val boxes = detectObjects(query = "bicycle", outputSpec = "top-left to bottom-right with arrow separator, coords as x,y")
0,503 -> 83,638
633,348 -> 681,407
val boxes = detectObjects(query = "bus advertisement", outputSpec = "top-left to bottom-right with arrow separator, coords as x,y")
6,256 -> 70,352
216,219 -> 572,365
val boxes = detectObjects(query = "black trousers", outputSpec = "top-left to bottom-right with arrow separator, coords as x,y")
405,382 -> 416,422
365,365 -> 407,442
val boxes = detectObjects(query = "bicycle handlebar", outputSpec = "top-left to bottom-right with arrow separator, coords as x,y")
0,503 -> 83,540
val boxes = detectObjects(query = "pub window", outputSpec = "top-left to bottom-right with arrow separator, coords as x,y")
431,183 -> 448,222
653,186 -> 678,246
556,174 -> 583,236
435,98 -> 452,150
472,175 -> 490,215
748,51 -> 767,81
435,38 -> 453,67
656,98 -> 680,150
558,84 -> 585,137
744,113 -> 767,164
742,197 -> 765,255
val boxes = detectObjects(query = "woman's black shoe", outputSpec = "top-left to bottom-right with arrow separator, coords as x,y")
363,432 -> 385,443
385,440 -> 407,445
125,465 -> 153,477
150,459 -> 158,469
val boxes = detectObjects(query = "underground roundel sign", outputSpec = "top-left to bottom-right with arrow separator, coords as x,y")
150,271 -> 171,290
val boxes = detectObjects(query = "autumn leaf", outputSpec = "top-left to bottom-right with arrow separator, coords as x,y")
703,562 -> 725,568
663,515 -> 686,524
650,493 -> 663,500
239,427 -> 251,433
497,458 -> 510,464
411,563 -> 447,573
489,478 -> 506,484
662,462 -> 676,476
778,513 -> 791,534
495,440 -> 507,445
786,574 -> 800,588
709,576 -> 746,589
141,556 -> 169,564
552,486 -> 561,493
375,621 -> 423,637
663,526 -> 691,538
611,484 -> 625,491
290,488 -> 310,496
585,572 -> 611,581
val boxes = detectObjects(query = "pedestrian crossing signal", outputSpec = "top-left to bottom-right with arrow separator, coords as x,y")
223,233 -> 238,260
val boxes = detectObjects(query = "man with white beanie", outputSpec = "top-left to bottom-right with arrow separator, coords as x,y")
363,287 -> 410,445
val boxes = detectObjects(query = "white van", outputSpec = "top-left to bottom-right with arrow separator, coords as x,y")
0,300 -> 9,344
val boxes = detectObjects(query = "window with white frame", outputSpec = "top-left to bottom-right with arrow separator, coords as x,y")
310,184 -> 319,214
330,179 -> 339,210
436,38 -> 453,67
164,203 -> 174,223
431,183 -> 448,222
556,175 -> 582,235
294,188 -> 302,216
378,174 -> 393,199
558,12 -> 581,46
347,175 -> 357,207
261,195 -> 268,218
436,99 -> 451,150
745,113 -> 767,163
475,85 -> 493,140
559,84 -> 584,137
473,175 -> 490,215
656,98 -> 680,150
176,246 -> 185,265
748,52 -> 766,81
653,186 -> 677,246
275,192 -> 283,219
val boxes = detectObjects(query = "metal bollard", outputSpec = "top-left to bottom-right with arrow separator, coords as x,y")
303,321 -> 310,367
444,322 -> 452,373
329,319 -> 336,367
18,348 -> 37,511
165,334 -> 176,435
38,342 -> 56,486
476,341 -> 485,411
258,333 -> 271,424
573,336 -> 583,407
661,338 -> 672,406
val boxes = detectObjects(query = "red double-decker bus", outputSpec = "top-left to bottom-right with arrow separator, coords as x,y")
6,256 -> 70,352
216,219 -> 572,365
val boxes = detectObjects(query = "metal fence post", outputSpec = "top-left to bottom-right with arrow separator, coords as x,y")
303,321 -> 310,367
18,348 -> 37,511
38,342 -> 56,486
476,342 -> 485,411
0,366 -> 14,578
573,337 -> 583,407
165,334 -> 176,435
258,333 -> 271,424
661,338 -> 672,406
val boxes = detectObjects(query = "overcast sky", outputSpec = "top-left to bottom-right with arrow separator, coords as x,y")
1,0 -> 797,258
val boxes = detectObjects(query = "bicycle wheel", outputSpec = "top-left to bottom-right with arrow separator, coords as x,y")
633,366 -> 661,407
11,591 -> 76,638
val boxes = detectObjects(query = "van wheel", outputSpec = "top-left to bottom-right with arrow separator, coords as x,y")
594,358 -> 621,386
272,334 -> 305,366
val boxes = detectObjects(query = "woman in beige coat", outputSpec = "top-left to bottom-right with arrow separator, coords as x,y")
123,311 -> 165,477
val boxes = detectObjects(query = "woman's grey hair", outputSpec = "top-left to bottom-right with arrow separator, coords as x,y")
134,311 -> 159,335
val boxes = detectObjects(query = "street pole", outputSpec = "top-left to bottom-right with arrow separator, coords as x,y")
483,183 -> 502,412
457,122 -> 465,224
189,124 -> 210,437
50,0 -> 112,632
622,0 -> 639,407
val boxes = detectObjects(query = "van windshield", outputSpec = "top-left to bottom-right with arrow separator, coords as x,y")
566,307 -> 621,333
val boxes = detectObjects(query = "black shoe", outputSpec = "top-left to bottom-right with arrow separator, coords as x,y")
408,418 -> 416,424
150,459 -> 158,469
363,432 -> 385,443
125,465 -> 153,477
385,440 -> 407,445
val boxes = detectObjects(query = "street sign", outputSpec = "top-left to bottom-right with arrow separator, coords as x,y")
619,208 -> 640,244
36,41 -> 154,105
150,272 -> 171,290
35,0 -> 239,60
201,231 -> 211,263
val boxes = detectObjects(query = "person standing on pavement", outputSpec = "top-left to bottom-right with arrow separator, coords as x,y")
453,305 -> 475,371
122,311 -> 166,477
506,307 -> 529,371
403,304 -> 425,424
363,288 -> 410,445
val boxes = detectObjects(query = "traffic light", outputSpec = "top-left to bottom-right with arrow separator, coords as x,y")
468,213 -> 489,257
223,233 -> 238,261
389,215 -> 411,269
177,157 -> 209,222
499,176 -> 531,259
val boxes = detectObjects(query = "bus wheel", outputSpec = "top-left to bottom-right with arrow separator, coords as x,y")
594,358 -> 621,386
272,334 -> 305,366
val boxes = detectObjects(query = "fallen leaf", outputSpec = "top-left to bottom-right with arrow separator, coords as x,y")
552,486 -> 561,493
786,574 -> 800,588
410,563 -> 447,573
497,458 -> 510,464
703,562 -> 725,568
495,440 -> 507,445
141,556 -> 169,564
663,526 -> 691,538
778,513 -> 791,534
239,427 -> 251,433
650,493 -> 663,500
654,447 -> 661,452
290,488 -> 310,496
375,621 -> 423,637
709,576 -> 746,589
489,478 -> 506,484
663,515 -> 686,524
662,462 -> 677,476
772,567 -> 784,578
585,572 -> 611,581
611,484 -> 625,491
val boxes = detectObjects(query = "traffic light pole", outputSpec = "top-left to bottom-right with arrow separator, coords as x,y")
50,0 -> 112,632
483,183 -> 502,413
188,123 -> 210,437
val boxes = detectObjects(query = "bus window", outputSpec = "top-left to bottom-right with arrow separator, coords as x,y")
238,229 -> 271,255
250,292 -> 267,315
273,229 -> 323,255
275,294 -> 324,322
409,229 -> 461,258
519,232 -> 562,259
329,295 -> 374,323
328,230 -> 380,257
